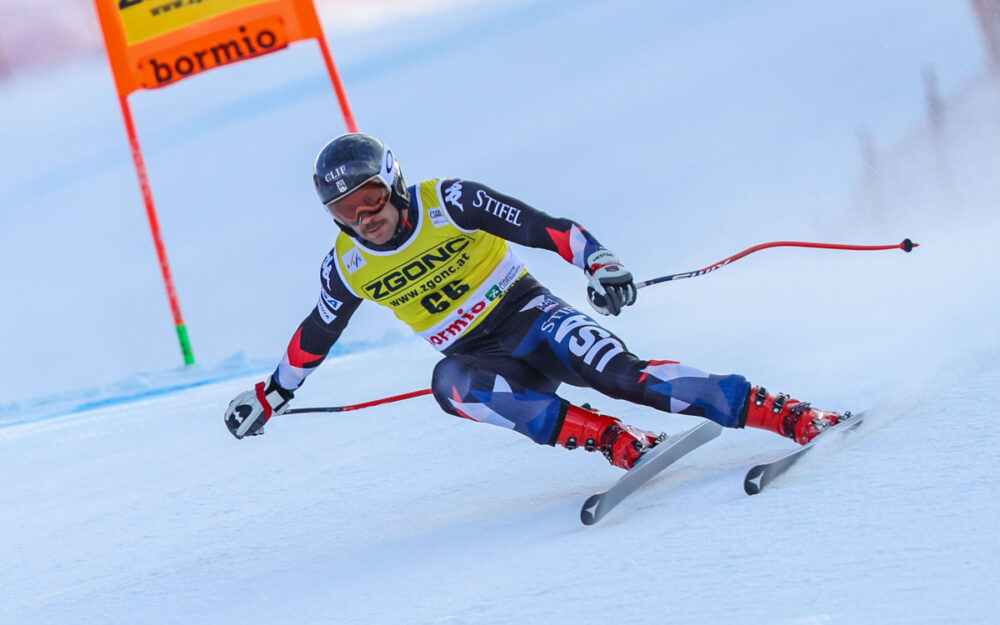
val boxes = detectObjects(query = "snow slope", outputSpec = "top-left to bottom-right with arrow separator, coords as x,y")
2,0 -> 1000,623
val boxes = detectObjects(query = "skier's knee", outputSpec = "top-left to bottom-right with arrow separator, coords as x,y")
431,355 -> 474,416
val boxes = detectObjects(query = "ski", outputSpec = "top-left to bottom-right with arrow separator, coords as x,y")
580,420 -> 723,525
743,412 -> 865,495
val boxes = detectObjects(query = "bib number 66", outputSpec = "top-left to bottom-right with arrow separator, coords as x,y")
421,281 -> 469,314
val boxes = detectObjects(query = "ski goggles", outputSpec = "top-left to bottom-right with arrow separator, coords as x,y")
324,179 -> 391,226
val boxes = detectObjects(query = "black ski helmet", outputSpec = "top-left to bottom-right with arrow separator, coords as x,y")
312,133 -> 410,221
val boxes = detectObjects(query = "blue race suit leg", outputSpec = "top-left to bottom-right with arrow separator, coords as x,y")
431,287 -> 751,444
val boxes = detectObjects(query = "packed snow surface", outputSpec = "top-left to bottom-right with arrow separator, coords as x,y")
2,1 -> 999,623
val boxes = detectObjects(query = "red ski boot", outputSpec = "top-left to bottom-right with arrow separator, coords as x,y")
741,386 -> 844,445
554,403 -> 662,469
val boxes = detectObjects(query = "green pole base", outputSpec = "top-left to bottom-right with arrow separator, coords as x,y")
175,323 -> 195,366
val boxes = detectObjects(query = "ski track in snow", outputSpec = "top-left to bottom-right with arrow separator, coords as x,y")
3,0 -> 1000,623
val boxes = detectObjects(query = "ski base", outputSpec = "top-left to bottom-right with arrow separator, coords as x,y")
744,412 -> 865,495
580,420 -> 723,525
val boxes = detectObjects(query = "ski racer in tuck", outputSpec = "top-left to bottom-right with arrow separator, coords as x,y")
225,133 -> 845,469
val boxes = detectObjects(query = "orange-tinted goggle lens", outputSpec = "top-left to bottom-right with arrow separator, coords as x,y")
325,182 -> 390,225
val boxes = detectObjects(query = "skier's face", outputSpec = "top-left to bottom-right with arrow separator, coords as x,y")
326,180 -> 399,245
326,181 -> 390,225
355,198 -> 400,245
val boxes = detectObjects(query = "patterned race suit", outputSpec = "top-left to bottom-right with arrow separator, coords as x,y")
272,179 -> 750,445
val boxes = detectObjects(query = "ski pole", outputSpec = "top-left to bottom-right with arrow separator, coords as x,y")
636,238 -> 917,289
284,388 -> 433,414
285,240 -> 916,413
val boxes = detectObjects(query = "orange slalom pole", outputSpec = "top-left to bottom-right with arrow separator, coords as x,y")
118,94 -> 196,365
316,35 -> 359,132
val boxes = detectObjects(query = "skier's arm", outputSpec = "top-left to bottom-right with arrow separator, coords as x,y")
271,301 -> 358,391
439,179 -> 605,268
440,179 -> 637,315
224,254 -> 362,439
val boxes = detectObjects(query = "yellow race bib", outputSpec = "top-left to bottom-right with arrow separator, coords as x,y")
334,179 -> 526,350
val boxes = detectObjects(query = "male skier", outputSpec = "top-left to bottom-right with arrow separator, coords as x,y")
225,133 -> 844,469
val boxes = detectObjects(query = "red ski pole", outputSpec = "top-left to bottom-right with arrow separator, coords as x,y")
284,388 -> 433,414
636,238 -> 918,289
286,240 -> 917,414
